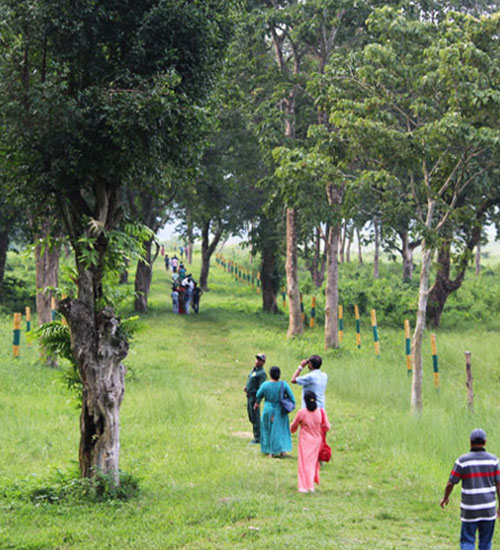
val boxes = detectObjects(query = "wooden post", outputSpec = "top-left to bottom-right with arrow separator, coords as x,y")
13,312 -> 22,357
310,297 -> 316,328
465,351 -> 474,413
354,305 -> 361,348
404,319 -> 412,375
371,309 -> 380,358
25,306 -> 31,334
51,296 -> 56,321
431,334 -> 439,390
339,304 -> 344,343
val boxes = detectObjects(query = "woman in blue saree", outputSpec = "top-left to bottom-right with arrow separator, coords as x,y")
255,366 -> 295,457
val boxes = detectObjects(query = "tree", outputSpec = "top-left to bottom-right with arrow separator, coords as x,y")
127,186 -> 175,312
318,7 -> 500,412
0,0 -> 235,482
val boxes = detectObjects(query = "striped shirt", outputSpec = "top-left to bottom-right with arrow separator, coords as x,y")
449,449 -> 500,522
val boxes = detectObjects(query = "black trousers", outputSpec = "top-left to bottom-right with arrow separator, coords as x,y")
247,394 -> 261,442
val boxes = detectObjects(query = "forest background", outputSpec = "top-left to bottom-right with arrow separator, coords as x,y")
1,0 -> 500,548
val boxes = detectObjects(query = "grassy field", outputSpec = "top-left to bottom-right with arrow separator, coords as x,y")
1,251 -> 500,549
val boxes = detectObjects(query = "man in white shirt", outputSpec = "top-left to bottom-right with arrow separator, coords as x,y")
291,355 -> 327,409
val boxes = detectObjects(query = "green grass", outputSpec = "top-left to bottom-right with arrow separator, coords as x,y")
1,251 -> 499,548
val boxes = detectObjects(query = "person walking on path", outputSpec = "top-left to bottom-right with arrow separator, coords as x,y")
441,428 -> 500,550
164,253 -> 170,271
255,366 -> 295,457
171,286 -> 179,314
192,283 -> 203,314
291,391 -> 331,493
171,255 -> 179,273
291,355 -> 328,410
244,353 -> 267,445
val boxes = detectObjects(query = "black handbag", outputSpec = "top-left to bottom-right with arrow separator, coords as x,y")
279,382 -> 295,414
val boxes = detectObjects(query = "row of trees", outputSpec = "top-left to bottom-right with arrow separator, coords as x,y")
0,0 -> 236,484
1,0 -> 499,483
171,1 -> 500,414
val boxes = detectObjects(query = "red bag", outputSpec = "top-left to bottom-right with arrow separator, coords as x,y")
318,409 -> 331,462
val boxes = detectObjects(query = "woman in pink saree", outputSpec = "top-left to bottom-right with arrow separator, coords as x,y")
290,391 -> 331,493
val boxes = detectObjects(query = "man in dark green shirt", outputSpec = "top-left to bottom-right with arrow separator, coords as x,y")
244,353 -> 267,444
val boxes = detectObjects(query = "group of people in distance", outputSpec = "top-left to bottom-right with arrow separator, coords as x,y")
165,253 -> 202,315
244,352 -> 330,493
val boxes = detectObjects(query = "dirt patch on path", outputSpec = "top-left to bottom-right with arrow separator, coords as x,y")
232,431 -> 253,439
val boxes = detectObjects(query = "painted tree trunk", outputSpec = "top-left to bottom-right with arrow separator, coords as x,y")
324,222 -> 341,349
60,297 -> 128,483
410,245 -> 434,413
285,207 -> 303,338
134,240 -> 153,312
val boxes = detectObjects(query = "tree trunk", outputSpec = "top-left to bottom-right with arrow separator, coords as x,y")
339,219 -> 347,263
134,240 -> 160,312
427,240 -> 468,327
308,226 -> 326,288
475,242 -> 481,276
35,226 -> 60,325
285,207 -> 303,338
60,296 -> 128,483
134,240 -> 152,312
400,231 -> 414,281
410,245 -> 434,414
356,227 -> 363,265
345,230 -> 352,263
324,222 -> 341,349
260,244 -> 279,313
324,183 -> 344,349
373,218 -> 380,279
0,226 -> 11,295
119,258 -> 129,285
200,220 -> 223,291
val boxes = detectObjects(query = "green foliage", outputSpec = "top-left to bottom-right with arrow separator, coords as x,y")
338,263 -> 419,325
3,468 -> 139,504
0,251 -> 36,313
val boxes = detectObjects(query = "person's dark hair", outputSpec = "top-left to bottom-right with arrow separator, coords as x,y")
304,391 -> 317,411
308,355 -> 322,369
269,366 -> 281,380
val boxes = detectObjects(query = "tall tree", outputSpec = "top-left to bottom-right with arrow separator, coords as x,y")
1,0 -> 234,482
317,7 -> 500,412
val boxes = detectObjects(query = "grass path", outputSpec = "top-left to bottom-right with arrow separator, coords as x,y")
2,254 -> 500,548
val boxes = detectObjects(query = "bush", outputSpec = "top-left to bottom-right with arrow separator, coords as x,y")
2,468 -> 140,504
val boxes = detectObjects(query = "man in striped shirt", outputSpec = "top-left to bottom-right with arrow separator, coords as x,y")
441,428 -> 500,550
